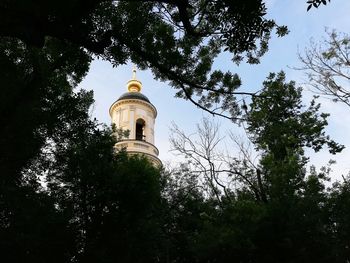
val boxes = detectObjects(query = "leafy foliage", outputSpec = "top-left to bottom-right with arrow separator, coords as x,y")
0,0 -> 288,120
307,0 -> 331,11
0,37 -> 91,180
248,72 -> 344,156
247,72 -> 343,201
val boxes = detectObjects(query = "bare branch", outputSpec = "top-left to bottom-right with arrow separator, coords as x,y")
297,29 -> 350,108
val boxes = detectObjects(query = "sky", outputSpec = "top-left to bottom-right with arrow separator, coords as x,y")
78,0 -> 350,179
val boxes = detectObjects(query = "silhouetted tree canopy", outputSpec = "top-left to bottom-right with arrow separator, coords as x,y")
1,1 -> 349,263
0,0 -> 289,121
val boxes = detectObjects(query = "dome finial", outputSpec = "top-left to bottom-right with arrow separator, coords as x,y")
132,64 -> 137,79
127,64 -> 142,92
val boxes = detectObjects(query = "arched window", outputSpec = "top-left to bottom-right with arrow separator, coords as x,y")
135,118 -> 145,140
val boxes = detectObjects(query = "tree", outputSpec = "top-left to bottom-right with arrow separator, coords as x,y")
243,71 -> 344,262
169,118 -> 267,204
169,72 -> 346,262
0,0 -> 288,121
0,37 -> 93,262
328,175 -> 350,261
41,115 -> 166,262
299,30 -> 350,107
0,87 -> 93,262
3,96 -> 167,263
170,118 -> 231,203
0,37 -> 91,180
247,71 -> 343,199
0,181 -> 76,263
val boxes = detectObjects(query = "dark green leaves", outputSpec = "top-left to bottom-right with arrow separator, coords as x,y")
307,0 -> 331,11
247,71 -> 343,155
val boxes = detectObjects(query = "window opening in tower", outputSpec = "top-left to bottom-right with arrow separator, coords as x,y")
136,118 -> 146,141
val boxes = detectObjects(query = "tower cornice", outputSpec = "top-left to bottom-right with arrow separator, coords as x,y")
109,98 -> 157,118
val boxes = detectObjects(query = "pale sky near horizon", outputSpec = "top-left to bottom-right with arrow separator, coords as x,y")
78,0 -> 350,179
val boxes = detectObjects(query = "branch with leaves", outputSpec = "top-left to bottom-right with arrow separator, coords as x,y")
307,0 -> 331,11
0,0 -> 287,121
298,30 -> 350,108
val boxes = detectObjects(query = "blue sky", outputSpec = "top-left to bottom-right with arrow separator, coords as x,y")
78,0 -> 350,178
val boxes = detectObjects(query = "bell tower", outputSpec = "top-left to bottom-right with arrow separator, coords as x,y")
109,68 -> 161,166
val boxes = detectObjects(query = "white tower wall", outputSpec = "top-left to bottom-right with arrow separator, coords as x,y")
109,70 -> 161,166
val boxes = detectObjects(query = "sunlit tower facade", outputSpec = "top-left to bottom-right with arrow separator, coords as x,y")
109,68 -> 161,166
